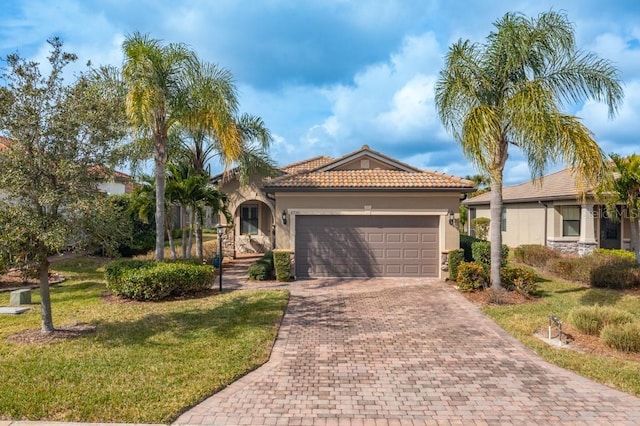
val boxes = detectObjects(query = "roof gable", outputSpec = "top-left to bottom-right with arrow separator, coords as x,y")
317,145 -> 420,173
264,145 -> 475,191
464,168 -> 588,205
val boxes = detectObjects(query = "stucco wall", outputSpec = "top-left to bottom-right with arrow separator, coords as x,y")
474,202 -> 547,247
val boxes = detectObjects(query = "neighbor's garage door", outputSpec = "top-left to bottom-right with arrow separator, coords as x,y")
295,215 -> 439,278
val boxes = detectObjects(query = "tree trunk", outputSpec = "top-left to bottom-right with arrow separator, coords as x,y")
38,257 -> 54,333
181,205 -> 188,259
195,211 -> 203,261
165,217 -> 177,260
186,208 -> 195,259
155,146 -> 166,261
489,173 -> 504,289
631,218 -> 640,264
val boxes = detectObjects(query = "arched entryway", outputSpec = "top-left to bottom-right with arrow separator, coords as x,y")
233,200 -> 275,255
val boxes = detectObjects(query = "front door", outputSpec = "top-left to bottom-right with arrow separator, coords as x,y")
600,206 -> 621,249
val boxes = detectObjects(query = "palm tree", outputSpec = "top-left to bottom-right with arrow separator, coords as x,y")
176,112 -> 276,258
435,11 -> 623,289
122,33 -> 240,260
129,175 -> 179,259
599,154 -> 640,262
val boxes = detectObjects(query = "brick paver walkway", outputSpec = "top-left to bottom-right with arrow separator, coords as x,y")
174,278 -> 640,425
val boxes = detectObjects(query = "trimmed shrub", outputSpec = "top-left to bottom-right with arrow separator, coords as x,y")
105,259 -> 214,301
248,263 -> 270,281
601,322 -> 640,352
551,252 -> 636,284
512,244 -> 560,268
471,241 -> 509,270
456,262 -> 488,292
460,235 -> 483,261
590,264 -> 640,289
248,251 -> 275,281
549,257 -> 584,282
273,250 -> 292,282
448,249 -> 465,281
593,248 -> 637,261
569,306 -> 634,335
472,217 -> 490,240
500,265 -> 537,296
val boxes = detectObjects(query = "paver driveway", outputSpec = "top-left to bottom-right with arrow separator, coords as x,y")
175,278 -> 640,425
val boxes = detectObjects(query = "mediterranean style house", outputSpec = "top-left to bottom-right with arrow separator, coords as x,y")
463,168 -> 632,256
214,145 -> 475,279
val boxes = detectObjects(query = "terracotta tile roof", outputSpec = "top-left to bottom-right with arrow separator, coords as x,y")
0,136 -> 12,149
280,156 -> 334,174
464,168 -> 588,205
265,169 -> 475,190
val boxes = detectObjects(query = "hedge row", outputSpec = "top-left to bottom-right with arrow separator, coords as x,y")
105,259 -> 214,301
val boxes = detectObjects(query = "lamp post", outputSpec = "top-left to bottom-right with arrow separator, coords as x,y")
215,223 -> 224,292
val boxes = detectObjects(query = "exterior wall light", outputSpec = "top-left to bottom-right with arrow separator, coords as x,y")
282,210 -> 287,225
449,211 -> 455,226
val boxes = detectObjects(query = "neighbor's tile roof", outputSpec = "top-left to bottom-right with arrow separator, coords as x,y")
0,136 -> 12,149
265,169 -> 475,190
280,156 -> 334,174
464,168 -> 587,205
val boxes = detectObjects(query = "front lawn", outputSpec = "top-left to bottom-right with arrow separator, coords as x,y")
0,257 -> 289,423
482,278 -> 640,397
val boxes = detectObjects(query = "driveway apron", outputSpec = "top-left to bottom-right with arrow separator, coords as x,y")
175,278 -> 640,425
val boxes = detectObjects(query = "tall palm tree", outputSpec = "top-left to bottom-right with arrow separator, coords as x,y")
599,154 -> 640,262
435,11 -> 623,288
122,33 -> 240,260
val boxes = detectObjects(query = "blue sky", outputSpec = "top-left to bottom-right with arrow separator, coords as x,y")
1,0 -> 640,184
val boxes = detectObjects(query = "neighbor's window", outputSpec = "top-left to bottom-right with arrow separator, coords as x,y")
500,207 -> 507,232
241,205 -> 259,235
562,205 -> 581,237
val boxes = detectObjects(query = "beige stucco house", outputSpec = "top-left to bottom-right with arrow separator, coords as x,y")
215,145 -> 475,279
463,168 -> 633,255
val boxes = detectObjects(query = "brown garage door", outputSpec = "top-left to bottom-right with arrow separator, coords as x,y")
295,215 -> 439,278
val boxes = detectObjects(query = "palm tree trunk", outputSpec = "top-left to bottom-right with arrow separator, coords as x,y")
38,256 -> 54,333
186,208 -> 195,259
165,216 -> 177,260
196,211 -> 203,261
489,173 -> 503,289
155,146 -> 166,261
181,206 -> 188,259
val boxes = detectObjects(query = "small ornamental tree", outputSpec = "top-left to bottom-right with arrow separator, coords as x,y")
0,38 -> 127,333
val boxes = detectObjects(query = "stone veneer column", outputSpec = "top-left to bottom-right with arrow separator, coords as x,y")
578,202 -> 597,256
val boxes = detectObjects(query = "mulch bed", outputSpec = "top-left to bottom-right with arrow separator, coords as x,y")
6,323 -> 96,344
0,269 -> 65,292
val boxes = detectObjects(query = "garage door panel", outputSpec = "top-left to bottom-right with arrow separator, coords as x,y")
296,215 -> 439,278
386,249 -> 402,259
421,233 -> 437,243
403,249 -> 419,259
403,233 -> 419,243
386,233 -> 402,243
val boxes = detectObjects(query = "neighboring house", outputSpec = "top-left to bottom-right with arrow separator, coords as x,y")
97,170 -> 133,195
215,145 -> 475,279
463,168 -> 632,255
1,136 -> 132,196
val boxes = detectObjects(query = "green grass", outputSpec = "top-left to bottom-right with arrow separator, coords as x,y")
0,257 -> 289,423
483,278 -> 640,396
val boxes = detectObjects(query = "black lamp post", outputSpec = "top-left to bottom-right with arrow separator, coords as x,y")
215,223 -> 224,292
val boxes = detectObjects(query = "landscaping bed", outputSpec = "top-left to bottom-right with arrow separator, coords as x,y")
450,242 -> 640,397
0,256 -> 289,423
